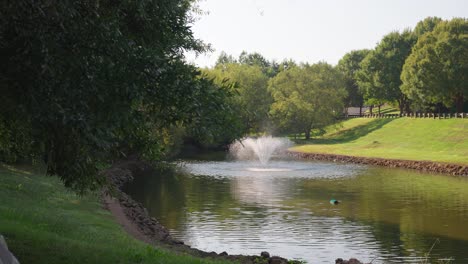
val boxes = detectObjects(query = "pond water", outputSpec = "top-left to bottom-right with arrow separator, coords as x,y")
124,155 -> 468,263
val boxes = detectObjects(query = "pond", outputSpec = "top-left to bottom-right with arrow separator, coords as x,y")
124,155 -> 468,263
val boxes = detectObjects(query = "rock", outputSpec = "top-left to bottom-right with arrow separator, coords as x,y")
260,251 -> 270,258
0,235 -> 20,264
336,258 -> 362,264
219,251 -> 228,256
269,256 -> 288,264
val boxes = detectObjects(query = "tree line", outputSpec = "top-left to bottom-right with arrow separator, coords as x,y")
345,17 -> 467,115
202,16 -> 467,139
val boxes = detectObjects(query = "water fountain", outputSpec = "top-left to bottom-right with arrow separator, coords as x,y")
229,136 -> 293,165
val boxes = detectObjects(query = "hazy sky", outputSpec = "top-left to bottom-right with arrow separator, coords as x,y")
185,0 -> 468,67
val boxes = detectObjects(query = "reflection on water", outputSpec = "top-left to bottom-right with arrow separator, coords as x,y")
124,159 -> 468,263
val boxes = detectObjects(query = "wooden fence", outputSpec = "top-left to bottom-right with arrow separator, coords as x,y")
346,112 -> 468,119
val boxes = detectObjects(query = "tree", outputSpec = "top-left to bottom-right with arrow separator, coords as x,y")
337,49 -> 371,115
182,75 -> 244,148
0,0 -> 232,192
215,51 -> 237,67
269,63 -> 346,139
401,18 -> 468,112
414,17 -> 443,37
205,63 -> 272,133
356,30 -> 416,113
238,51 -> 279,77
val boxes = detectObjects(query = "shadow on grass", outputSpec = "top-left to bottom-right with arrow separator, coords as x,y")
297,118 -> 395,145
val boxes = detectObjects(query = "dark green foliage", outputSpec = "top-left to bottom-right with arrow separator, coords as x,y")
183,75 -> 245,147
401,18 -> 468,112
337,49 -> 370,110
0,0 -> 237,192
356,30 -> 416,113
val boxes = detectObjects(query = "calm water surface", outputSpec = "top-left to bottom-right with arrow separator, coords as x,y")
124,156 -> 468,263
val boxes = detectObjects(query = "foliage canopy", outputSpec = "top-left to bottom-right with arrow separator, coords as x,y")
0,0 -> 238,191
401,18 -> 468,112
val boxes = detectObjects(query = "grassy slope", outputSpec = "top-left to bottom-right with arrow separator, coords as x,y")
291,118 -> 468,165
0,164 -> 228,264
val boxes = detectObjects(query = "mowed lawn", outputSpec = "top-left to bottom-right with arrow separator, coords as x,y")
291,118 -> 468,165
0,164 -> 229,264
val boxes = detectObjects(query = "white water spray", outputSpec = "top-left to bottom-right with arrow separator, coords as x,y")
229,136 -> 293,165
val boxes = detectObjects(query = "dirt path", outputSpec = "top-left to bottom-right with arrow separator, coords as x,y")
103,195 -> 153,244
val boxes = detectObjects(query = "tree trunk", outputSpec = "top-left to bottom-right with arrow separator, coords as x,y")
369,105 -> 373,115
455,93 -> 464,113
398,97 -> 404,115
305,130 -> 311,140
404,102 -> 411,113
378,105 -> 381,115
359,104 -> 363,116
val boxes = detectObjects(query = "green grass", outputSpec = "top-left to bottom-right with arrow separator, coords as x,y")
0,164 -> 230,264
291,118 -> 468,165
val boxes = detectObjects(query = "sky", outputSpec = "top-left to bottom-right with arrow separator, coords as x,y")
185,0 -> 468,68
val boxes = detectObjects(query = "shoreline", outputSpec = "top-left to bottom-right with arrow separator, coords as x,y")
101,159 -> 304,264
288,150 -> 468,176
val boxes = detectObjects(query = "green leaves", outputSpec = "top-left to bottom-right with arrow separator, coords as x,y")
401,18 -> 468,112
269,63 -> 347,139
337,49 -> 370,108
356,30 -> 416,111
0,0 -> 215,192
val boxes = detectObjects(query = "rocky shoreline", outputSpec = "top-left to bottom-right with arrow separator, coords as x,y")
102,159 -> 309,264
288,151 -> 468,176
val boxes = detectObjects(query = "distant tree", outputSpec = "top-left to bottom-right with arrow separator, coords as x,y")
414,16 -> 443,37
278,59 -> 298,73
337,49 -> 371,115
269,63 -> 346,139
238,51 -> 279,77
401,18 -> 468,112
205,63 -> 272,133
215,51 -> 237,67
356,30 -> 416,114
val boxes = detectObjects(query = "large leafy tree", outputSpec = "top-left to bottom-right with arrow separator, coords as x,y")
0,0 -> 230,191
269,63 -> 346,139
356,30 -> 416,113
337,49 -> 370,115
205,63 -> 272,133
401,18 -> 468,112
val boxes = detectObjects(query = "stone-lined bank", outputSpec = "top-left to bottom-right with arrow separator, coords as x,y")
102,159 -> 311,264
288,151 -> 468,176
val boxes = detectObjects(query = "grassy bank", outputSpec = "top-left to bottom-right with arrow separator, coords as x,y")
0,164 -> 228,264
291,118 -> 468,165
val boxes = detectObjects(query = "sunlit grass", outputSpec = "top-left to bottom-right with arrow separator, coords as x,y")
291,118 -> 468,165
0,164 -> 230,264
